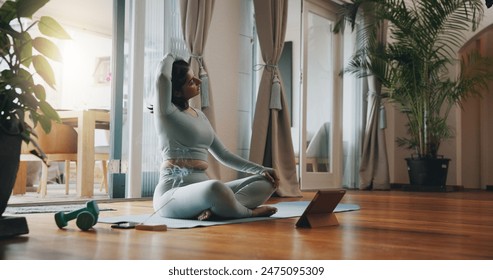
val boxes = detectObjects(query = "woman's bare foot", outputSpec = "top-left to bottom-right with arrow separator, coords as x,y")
197,209 -> 213,221
251,206 -> 278,217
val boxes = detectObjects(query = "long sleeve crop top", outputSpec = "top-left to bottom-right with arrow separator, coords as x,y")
153,54 -> 266,175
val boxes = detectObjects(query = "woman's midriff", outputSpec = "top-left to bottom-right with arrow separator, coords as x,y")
161,159 -> 209,170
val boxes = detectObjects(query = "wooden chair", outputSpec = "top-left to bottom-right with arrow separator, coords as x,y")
18,123 -> 109,197
306,122 -> 331,172
94,145 -> 109,193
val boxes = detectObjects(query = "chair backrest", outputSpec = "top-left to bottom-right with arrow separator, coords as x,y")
306,122 -> 331,158
35,123 -> 78,154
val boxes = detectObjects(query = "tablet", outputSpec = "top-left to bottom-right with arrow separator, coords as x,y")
295,189 -> 346,228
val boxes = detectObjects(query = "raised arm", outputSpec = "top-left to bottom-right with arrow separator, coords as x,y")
154,53 -> 176,116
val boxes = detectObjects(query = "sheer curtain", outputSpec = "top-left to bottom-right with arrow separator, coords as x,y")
131,0 -> 188,197
342,22 -> 364,189
358,19 -> 390,190
336,9 -> 389,190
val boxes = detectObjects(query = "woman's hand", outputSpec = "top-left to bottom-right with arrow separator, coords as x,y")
262,168 -> 280,189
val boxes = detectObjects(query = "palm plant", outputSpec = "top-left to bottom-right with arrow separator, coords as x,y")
335,0 -> 493,159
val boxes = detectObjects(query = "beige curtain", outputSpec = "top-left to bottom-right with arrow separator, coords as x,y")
359,21 -> 390,190
180,0 -> 220,179
250,0 -> 301,197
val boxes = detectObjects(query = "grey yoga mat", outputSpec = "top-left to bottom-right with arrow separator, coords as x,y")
98,201 -> 360,229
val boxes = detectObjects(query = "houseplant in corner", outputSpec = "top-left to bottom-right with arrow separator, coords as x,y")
0,0 -> 70,227
335,0 -> 493,189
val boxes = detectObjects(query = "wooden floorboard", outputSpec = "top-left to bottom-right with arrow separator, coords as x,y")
1,189 -> 493,260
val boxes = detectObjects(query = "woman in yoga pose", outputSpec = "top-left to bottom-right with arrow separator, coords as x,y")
151,53 -> 279,221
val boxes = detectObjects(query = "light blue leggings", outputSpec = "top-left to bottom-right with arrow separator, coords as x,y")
153,167 -> 276,219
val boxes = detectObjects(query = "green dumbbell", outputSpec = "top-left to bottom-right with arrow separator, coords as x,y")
54,200 -> 100,230
75,211 -> 97,231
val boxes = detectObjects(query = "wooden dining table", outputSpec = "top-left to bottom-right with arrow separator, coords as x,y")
57,109 -> 110,197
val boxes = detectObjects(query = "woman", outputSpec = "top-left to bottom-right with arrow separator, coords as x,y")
151,53 -> 279,221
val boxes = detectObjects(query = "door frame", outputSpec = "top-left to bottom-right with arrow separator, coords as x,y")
299,0 -> 343,190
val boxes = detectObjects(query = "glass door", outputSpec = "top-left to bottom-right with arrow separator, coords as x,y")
300,0 -> 343,190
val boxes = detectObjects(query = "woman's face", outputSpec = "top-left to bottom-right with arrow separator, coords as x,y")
179,69 -> 201,100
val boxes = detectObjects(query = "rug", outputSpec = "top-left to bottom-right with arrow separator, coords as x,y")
4,204 -> 116,214
98,201 -> 360,229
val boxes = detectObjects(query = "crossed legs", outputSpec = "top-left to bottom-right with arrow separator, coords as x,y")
153,173 -> 277,220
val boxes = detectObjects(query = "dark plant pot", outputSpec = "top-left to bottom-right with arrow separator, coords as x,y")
405,157 -> 450,186
0,130 -> 22,216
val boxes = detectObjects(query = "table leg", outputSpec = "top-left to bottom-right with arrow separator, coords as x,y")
77,111 -> 96,197
12,162 -> 27,195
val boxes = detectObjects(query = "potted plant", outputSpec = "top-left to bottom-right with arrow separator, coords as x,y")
0,0 -> 70,218
335,0 -> 493,188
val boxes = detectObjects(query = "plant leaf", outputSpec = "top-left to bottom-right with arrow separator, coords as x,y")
32,55 -> 56,89
16,67 -> 34,84
32,37 -> 62,62
0,1 -> 17,25
0,32 -> 11,56
37,113 -> 53,134
39,100 -> 60,123
33,84 -> 46,101
38,16 -> 71,39
18,90 -> 39,108
18,32 -> 33,67
15,0 -> 50,19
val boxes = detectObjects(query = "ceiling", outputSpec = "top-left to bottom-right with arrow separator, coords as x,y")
37,0 -> 113,36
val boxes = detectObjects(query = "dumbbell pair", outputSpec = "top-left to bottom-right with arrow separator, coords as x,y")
54,200 -> 100,231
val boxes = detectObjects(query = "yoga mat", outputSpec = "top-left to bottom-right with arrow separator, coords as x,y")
98,201 -> 360,229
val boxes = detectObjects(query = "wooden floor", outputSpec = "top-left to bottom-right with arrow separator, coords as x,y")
1,189 -> 493,260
